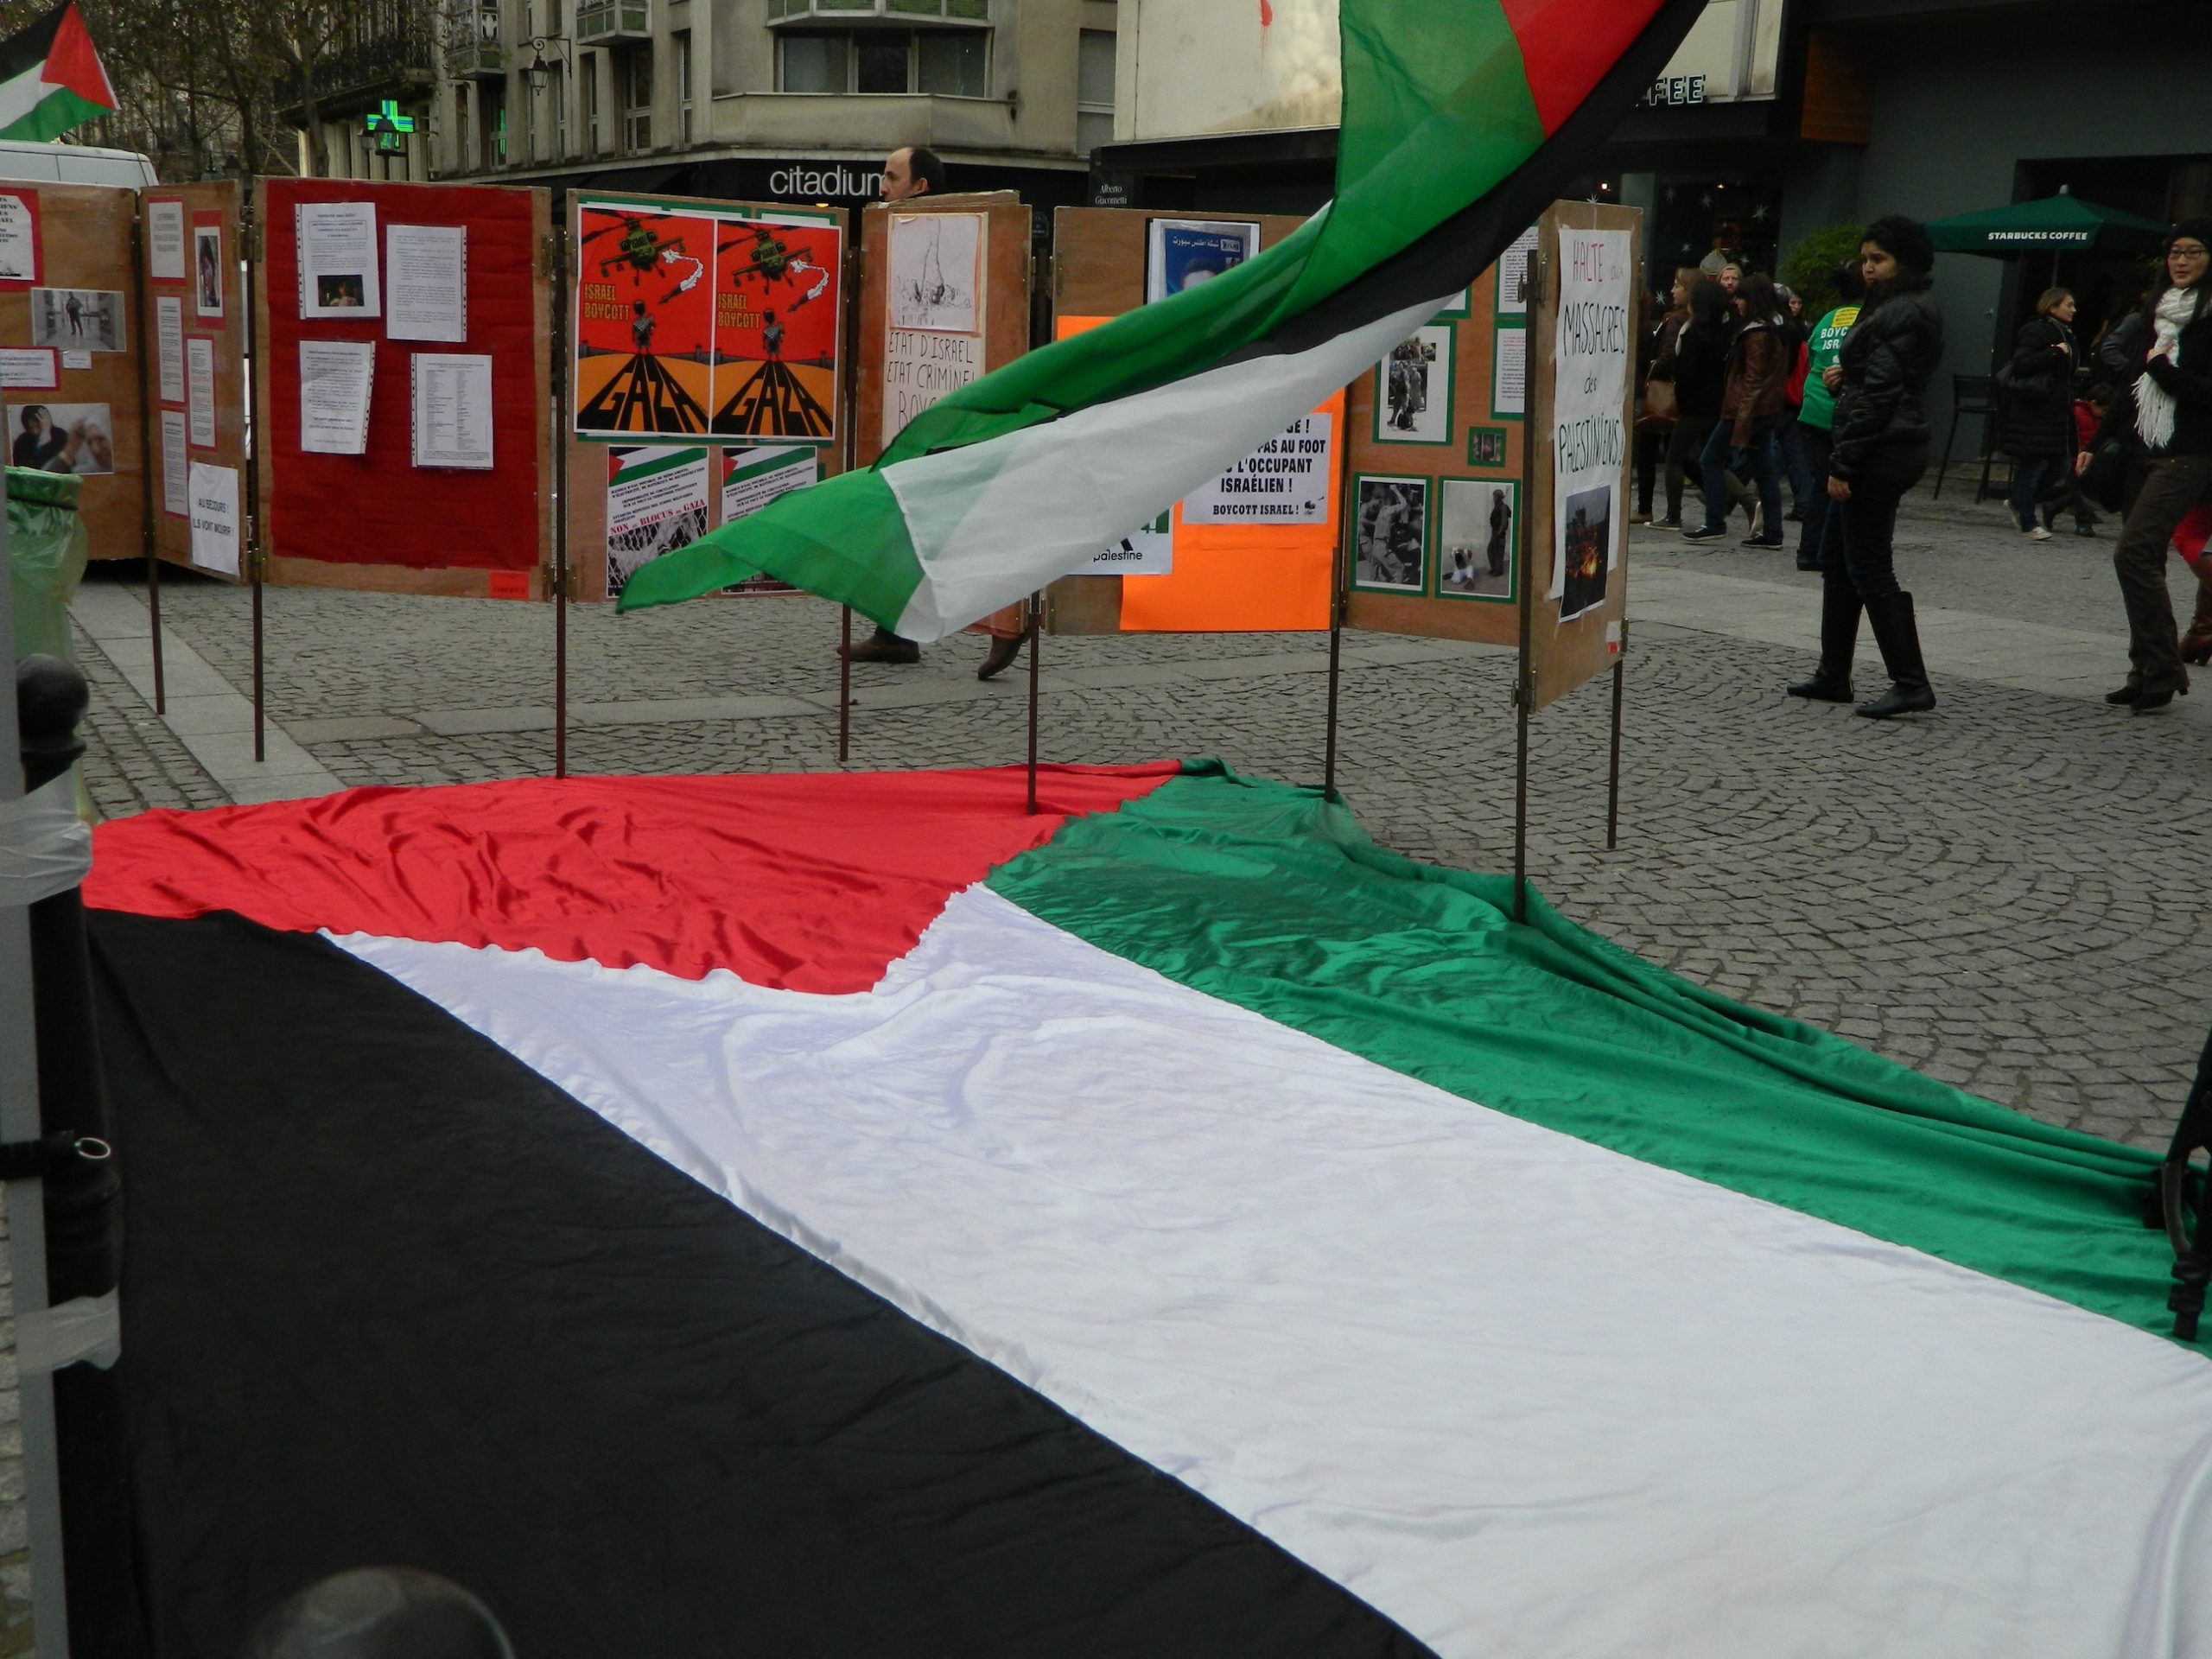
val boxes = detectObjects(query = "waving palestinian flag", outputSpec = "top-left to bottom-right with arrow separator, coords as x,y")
617,0 -> 1707,639
0,3 -> 115,144
86,765 -> 2212,1655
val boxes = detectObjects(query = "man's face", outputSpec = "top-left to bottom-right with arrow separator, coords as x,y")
881,149 -> 924,203
1719,265 -> 1740,295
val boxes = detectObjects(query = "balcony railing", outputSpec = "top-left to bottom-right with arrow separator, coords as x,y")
443,6 -> 508,78
576,0 -> 652,44
767,0 -> 988,21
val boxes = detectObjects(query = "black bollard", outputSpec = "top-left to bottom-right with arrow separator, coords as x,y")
16,652 -> 146,1656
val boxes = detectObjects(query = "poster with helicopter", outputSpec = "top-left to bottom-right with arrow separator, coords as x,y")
571,194 -> 842,446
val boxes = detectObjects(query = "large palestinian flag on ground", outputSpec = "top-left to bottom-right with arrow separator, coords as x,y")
617,0 -> 1708,639
84,764 -> 2212,1655
0,3 -> 115,144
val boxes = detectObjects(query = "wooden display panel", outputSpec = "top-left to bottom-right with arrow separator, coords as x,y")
1343,256 -> 1529,645
0,183 -> 146,562
853,191 -> 1032,471
1526,201 -> 1640,713
1041,207 -> 1318,636
143,181 -> 246,580
565,192 -> 851,604
254,179 -> 554,598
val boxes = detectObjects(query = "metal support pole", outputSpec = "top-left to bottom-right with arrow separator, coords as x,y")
837,607 -> 852,764
549,216 -> 570,781
1024,593 -> 1041,815
146,544 -> 164,715
0,496 -> 71,1659
251,563 -> 265,764
1322,388 -> 1357,804
130,208 -> 166,716
1606,652 -> 1625,851
1513,245 -> 1548,927
243,191 -> 268,766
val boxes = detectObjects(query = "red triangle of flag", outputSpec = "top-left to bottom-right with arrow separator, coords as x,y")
43,3 -> 115,112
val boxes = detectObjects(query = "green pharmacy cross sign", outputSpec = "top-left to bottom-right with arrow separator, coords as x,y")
365,99 -> 415,154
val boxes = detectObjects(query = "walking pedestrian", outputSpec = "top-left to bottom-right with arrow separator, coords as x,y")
1685,272 -> 1789,548
1775,284 -> 1815,521
1654,277 -> 1730,530
1635,270 -> 1695,523
1791,260 -> 1866,572
2082,217 -> 2212,715
1785,215 -> 1945,718
1999,288 -> 2079,542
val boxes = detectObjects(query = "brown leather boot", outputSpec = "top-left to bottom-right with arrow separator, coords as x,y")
2182,569 -> 2212,667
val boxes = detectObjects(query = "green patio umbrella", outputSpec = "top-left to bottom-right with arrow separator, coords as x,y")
1929,189 -> 2171,284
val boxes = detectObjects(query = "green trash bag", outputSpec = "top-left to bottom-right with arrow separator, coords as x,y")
8,466 -> 89,663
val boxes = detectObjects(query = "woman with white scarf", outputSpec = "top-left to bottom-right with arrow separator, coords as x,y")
2082,217 -> 2212,713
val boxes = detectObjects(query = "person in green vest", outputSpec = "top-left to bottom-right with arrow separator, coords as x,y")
1792,260 -> 1866,574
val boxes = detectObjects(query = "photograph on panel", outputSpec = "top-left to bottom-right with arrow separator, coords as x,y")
1374,323 -> 1453,444
1352,475 -> 1428,593
8,400 -> 114,474
888,212 -> 982,335
29,287 -> 124,352
1438,479 -> 1516,601
1559,482 -> 1613,622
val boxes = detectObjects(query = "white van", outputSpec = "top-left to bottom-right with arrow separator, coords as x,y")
0,139 -> 157,188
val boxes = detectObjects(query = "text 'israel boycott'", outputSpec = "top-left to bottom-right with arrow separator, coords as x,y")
1184,414 -> 1335,525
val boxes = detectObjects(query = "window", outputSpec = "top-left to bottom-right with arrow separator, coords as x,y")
481,78 -> 506,167
779,31 -> 847,92
918,29 -> 985,97
455,86 -> 474,174
778,28 -> 988,95
1077,29 -> 1114,154
621,46 -> 652,150
673,30 -> 692,144
582,54 -> 601,154
551,62 -> 568,156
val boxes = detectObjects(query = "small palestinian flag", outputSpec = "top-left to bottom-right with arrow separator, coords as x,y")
84,764 -> 2212,1655
616,0 -> 1707,639
0,3 -> 115,144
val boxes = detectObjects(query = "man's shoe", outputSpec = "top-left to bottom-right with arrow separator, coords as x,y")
976,631 -> 1027,682
1681,524 -> 1728,543
1742,536 -> 1785,550
2105,678 -> 2143,705
1784,505 -> 1805,523
2022,525 -> 2053,543
1786,676 -> 1854,702
1649,517 -> 1681,530
842,626 -> 921,665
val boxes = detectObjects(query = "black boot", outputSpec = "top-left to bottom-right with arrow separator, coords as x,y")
1787,575 -> 1861,702
1855,591 -> 1936,718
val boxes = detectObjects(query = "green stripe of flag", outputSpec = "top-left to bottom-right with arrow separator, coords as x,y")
988,764 -> 2182,1338
618,461 -> 922,623
0,82 -> 103,142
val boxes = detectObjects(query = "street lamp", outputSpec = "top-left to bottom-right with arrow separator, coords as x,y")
524,34 -> 572,89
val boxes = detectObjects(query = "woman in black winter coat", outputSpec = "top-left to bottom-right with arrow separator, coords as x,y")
1785,214 -> 1945,719
1654,277 -> 1732,528
2079,217 -> 2212,714
1999,289 -> 2078,539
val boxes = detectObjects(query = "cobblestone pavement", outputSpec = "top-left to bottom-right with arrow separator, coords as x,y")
6,482 -> 2208,1650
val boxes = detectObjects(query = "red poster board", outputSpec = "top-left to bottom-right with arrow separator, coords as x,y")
257,179 -> 552,594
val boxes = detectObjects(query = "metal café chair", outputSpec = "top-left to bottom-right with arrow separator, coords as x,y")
1936,372 -> 1999,501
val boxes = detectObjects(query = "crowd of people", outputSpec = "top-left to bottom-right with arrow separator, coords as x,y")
1633,213 -> 2212,719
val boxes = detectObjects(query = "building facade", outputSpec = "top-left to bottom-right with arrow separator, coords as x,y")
300,0 -> 1123,216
